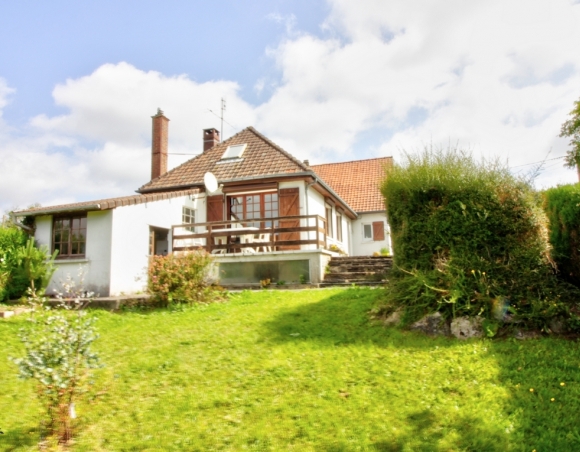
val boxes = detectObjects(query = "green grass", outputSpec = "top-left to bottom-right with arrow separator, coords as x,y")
2,288 -> 580,451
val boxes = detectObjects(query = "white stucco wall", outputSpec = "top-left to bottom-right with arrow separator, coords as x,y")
351,212 -> 392,256
108,194 -> 195,296
35,211 -> 113,296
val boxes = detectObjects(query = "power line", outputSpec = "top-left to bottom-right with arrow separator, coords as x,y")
509,156 -> 565,169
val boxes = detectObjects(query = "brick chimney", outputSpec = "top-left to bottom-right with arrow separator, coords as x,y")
151,108 -> 169,180
203,128 -> 220,152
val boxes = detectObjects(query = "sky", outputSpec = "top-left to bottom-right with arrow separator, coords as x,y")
1,0 -> 580,216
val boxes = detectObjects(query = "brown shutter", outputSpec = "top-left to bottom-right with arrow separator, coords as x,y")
372,221 -> 385,241
207,195 -> 224,222
278,188 -> 300,250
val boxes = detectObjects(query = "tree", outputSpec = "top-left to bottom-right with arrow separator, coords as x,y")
560,98 -> 580,182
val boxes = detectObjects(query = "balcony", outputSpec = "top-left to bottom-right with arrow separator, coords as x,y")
171,214 -> 328,255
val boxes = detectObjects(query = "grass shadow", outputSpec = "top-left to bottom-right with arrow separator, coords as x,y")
0,426 -> 40,451
261,287 -> 457,349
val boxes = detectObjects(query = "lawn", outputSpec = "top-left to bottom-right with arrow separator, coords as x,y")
1,287 -> 580,451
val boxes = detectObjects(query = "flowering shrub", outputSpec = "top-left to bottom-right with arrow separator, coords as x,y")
148,251 -> 217,305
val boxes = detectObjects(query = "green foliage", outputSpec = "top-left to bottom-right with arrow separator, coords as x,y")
11,288 -> 100,445
16,238 -> 58,297
4,289 -> 580,450
544,184 -> 580,287
381,147 -> 580,327
148,251 -> 217,305
0,225 -> 29,301
560,98 -> 580,178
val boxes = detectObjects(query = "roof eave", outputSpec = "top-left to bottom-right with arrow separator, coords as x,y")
13,204 -> 103,217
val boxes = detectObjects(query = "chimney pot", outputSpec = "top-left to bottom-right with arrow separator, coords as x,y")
203,128 -> 220,152
303,159 -> 310,166
151,109 -> 170,180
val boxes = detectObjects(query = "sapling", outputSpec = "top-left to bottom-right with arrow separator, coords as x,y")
11,268 -> 100,446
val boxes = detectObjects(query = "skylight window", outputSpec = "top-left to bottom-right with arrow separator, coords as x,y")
221,143 -> 247,160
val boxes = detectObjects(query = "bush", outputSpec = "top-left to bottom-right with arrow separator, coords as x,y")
148,251 -> 217,305
0,225 -> 29,301
381,147 -> 580,330
544,184 -> 580,287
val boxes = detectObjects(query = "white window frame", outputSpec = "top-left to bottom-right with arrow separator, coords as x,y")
182,206 -> 196,232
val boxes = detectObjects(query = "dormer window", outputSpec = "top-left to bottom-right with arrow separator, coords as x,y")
220,143 -> 247,161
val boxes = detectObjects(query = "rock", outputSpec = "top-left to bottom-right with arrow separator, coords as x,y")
514,329 -> 541,340
384,308 -> 403,326
548,318 -> 566,334
450,316 -> 484,340
409,312 -> 450,336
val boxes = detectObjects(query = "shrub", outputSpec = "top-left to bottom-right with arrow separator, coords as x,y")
381,147 -> 580,330
0,225 -> 29,301
544,184 -> 580,287
11,267 -> 100,446
148,251 -> 217,305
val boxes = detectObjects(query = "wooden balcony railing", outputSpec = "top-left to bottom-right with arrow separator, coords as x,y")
171,215 -> 327,254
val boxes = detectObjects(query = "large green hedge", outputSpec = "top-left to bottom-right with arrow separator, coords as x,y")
0,225 -> 29,301
544,184 -> 580,287
381,149 -> 579,329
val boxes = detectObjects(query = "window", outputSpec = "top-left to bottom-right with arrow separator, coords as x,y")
53,215 -> 87,258
363,224 -> 373,240
325,205 -> 333,238
182,206 -> 195,232
220,143 -> 247,161
363,221 -> 385,241
228,192 -> 278,227
336,212 -> 343,242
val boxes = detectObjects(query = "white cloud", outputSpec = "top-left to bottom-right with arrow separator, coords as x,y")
3,0 -> 580,216
253,0 -> 580,187
0,64 -> 257,215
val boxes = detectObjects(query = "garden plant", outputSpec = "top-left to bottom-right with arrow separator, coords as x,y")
381,147 -> 580,332
148,250 -> 220,305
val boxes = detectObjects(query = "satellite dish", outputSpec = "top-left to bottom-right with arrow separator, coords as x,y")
203,172 -> 219,193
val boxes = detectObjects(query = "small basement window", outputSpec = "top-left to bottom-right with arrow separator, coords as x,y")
221,143 -> 247,160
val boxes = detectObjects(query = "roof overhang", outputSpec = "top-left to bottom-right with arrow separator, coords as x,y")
12,204 -> 103,217
138,171 -> 359,219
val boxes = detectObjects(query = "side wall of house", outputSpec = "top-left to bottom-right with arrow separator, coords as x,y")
108,194 -> 197,295
35,211 -> 113,296
304,186 -> 351,254
351,212 -> 391,256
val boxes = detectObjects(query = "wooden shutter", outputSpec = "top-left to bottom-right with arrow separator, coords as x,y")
278,187 -> 300,250
207,195 -> 224,222
372,221 -> 385,241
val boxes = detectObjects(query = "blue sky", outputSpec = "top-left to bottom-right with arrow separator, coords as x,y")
1,0 -> 580,215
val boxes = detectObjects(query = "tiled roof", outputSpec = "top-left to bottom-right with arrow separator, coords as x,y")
13,189 -> 199,216
311,157 -> 393,213
139,127 -> 309,192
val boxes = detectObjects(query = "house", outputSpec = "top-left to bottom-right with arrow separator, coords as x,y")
14,109 -> 392,295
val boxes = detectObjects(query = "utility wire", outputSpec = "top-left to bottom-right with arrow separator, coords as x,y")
509,156 -> 565,169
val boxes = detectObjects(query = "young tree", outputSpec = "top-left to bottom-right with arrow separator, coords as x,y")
560,98 -> 580,182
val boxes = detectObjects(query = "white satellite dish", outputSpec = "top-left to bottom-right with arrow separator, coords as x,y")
203,172 -> 219,194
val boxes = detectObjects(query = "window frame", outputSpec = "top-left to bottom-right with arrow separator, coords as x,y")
182,206 -> 195,232
52,214 -> 87,259
363,223 -> 373,240
325,205 -> 333,238
227,191 -> 278,228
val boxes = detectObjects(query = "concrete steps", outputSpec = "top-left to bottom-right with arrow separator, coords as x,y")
323,256 -> 393,286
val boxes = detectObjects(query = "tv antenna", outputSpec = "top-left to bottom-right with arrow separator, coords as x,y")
220,98 -> 226,140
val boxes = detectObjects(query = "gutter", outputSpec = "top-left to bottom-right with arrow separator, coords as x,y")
8,212 -> 34,233
12,204 -> 102,217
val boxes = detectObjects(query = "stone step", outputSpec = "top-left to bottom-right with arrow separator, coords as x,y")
324,272 -> 386,281
327,264 -> 392,273
318,280 -> 386,287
